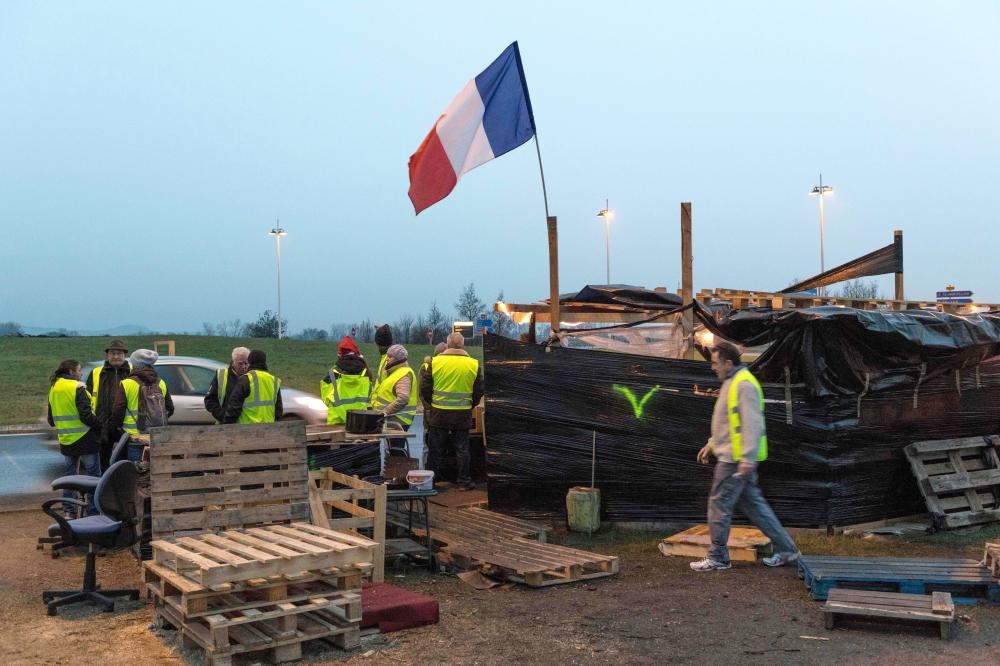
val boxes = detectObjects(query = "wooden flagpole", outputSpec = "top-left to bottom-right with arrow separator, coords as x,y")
534,137 -> 559,338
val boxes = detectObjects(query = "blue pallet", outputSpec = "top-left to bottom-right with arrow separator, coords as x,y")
799,555 -> 1000,605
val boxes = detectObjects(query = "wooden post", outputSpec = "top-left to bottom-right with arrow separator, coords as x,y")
894,229 -> 904,305
547,216 -> 560,338
681,203 -> 694,358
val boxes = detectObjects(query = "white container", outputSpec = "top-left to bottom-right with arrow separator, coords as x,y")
406,469 -> 435,491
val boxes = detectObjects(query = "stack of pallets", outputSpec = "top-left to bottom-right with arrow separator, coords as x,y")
145,522 -> 376,666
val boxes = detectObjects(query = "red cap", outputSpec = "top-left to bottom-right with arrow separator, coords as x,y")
337,336 -> 360,357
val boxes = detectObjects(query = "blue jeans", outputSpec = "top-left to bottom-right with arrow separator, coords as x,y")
60,453 -> 101,517
707,461 -> 796,564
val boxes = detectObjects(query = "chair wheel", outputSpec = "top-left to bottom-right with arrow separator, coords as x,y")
47,606 -> 57,616
129,591 -> 140,600
42,593 -> 53,603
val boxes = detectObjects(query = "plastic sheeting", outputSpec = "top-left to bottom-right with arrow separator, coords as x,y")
483,310 -> 1000,527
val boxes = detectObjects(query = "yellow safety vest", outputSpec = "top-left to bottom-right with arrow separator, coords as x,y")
727,368 -> 768,462
90,366 -> 102,410
239,370 -> 281,424
321,368 -> 372,425
121,377 -> 168,436
371,364 -> 418,426
430,355 -> 478,410
49,377 -> 90,446
216,368 -> 229,404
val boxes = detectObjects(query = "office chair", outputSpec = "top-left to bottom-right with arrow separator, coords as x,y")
38,433 -> 133,557
41,460 -> 141,616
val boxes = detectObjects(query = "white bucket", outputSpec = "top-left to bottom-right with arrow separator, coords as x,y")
406,469 -> 435,491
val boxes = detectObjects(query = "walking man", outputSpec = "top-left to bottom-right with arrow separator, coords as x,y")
690,341 -> 800,571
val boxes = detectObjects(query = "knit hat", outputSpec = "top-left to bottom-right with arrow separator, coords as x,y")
337,336 -> 360,357
386,344 -> 408,361
129,349 -> 158,368
105,339 -> 128,353
374,324 -> 393,348
248,349 -> 267,368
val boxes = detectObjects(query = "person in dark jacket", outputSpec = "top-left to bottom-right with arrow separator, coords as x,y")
48,359 -> 101,517
420,333 -> 485,490
84,338 -> 131,469
222,349 -> 283,423
110,349 -> 175,435
204,346 -> 250,422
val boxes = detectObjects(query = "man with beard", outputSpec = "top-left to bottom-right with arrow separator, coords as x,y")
84,339 -> 131,469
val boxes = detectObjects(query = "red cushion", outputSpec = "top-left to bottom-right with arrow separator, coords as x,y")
361,582 -> 439,633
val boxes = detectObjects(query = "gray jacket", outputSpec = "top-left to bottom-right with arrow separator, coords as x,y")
708,365 -> 764,463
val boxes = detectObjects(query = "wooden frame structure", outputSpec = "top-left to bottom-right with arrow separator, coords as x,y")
308,468 -> 387,583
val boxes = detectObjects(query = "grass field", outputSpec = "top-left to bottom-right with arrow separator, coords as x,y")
0,335 -> 481,425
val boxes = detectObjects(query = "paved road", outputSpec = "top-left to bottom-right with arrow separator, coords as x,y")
0,432 -> 63,496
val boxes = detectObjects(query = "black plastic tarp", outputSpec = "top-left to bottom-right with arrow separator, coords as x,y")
483,308 -> 1000,527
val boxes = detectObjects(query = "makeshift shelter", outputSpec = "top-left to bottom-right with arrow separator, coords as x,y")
484,300 -> 1000,528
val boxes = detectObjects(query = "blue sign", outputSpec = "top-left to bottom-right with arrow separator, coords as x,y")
937,297 -> 974,304
473,319 -> 494,335
936,290 -> 973,298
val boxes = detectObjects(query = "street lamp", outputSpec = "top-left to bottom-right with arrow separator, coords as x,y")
809,175 -> 833,296
596,199 -> 613,285
268,223 -> 287,339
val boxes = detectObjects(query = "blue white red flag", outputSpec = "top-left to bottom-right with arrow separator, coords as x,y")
408,42 -> 536,215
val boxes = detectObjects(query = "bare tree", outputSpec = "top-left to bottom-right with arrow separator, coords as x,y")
492,290 -> 514,338
838,279 -> 881,300
455,282 -> 486,321
427,302 -> 449,343
411,314 -> 428,344
201,322 -> 217,336
0,321 -> 24,336
329,323 -> 349,340
216,319 -> 243,337
394,314 -> 415,343
356,318 -> 375,343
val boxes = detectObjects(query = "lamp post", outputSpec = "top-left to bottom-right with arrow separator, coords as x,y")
268,223 -> 287,339
596,200 -> 613,285
809,175 -> 833,296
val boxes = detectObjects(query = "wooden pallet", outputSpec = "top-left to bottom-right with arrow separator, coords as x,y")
440,536 -> 618,587
799,555 -> 1000,604
150,522 -> 377,590
982,542 -> 1000,577
154,594 -> 360,666
149,422 -> 310,540
823,588 -> 956,639
904,435 -> 1000,529
309,468 -> 386,583
657,525 -> 772,562
425,505 -> 549,543
144,561 -> 363,617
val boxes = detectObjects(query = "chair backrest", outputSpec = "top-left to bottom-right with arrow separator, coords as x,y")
109,432 -> 131,466
93,460 -> 139,546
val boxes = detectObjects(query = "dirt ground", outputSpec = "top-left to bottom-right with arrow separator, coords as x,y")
3,505 -> 1000,666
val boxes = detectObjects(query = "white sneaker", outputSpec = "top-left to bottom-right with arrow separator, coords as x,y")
689,557 -> 731,572
762,551 -> 800,567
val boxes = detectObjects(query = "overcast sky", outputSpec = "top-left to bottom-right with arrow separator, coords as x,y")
2,1 -> 997,334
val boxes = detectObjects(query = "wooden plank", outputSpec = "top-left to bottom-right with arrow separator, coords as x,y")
905,437 -> 995,455
927,469 -> 1000,494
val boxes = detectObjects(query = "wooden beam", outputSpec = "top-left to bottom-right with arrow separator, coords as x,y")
681,202 -> 694,359
547,216 -> 560,337
894,229 -> 904,304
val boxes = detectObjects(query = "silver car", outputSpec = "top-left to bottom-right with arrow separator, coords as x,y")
82,355 -> 328,425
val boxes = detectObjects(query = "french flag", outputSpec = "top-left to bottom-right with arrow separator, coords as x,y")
408,42 -> 536,215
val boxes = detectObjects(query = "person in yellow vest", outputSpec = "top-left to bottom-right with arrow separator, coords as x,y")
84,338 -> 131,469
371,344 -> 418,453
690,341 -> 799,571
204,346 -> 250,422
48,360 -> 102,518
320,336 -> 373,425
420,332 -> 484,491
223,349 -> 283,423
110,349 -> 174,437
